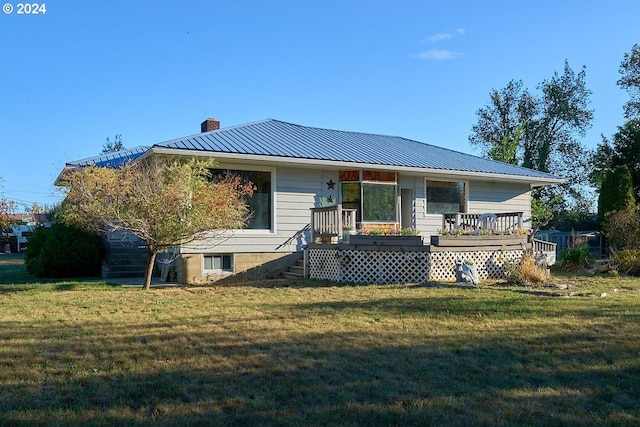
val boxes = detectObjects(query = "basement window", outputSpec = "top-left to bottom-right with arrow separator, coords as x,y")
203,254 -> 233,272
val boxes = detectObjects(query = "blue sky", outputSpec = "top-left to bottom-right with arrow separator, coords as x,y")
1,0 -> 638,209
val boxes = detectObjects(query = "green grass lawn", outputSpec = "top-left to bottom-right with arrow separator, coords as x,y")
1,253 -> 639,426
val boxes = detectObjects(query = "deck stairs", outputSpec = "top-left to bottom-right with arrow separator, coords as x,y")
282,258 -> 307,280
102,230 -> 150,279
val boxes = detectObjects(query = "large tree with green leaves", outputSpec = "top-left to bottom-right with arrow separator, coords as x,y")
592,119 -> 640,201
57,156 -> 253,289
597,164 -> 635,223
618,43 -> 640,119
469,60 -> 594,225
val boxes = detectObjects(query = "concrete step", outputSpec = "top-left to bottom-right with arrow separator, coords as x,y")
282,271 -> 304,280
288,265 -> 304,275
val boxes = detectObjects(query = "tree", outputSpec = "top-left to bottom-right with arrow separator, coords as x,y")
618,43 -> 640,119
469,60 -> 594,217
102,134 -> 125,153
592,119 -> 640,201
469,80 -> 536,164
0,178 -> 17,243
57,156 -> 254,289
597,164 -> 635,223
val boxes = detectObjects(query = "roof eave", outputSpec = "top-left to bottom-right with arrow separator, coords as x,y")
148,147 -> 564,186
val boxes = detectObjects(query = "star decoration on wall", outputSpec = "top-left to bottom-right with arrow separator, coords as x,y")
327,196 -> 334,204
326,179 -> 335,190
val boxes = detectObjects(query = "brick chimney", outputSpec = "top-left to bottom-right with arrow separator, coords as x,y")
201,118 -> 220,133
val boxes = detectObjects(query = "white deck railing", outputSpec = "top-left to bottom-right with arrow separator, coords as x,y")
310,205 -> 357,241
442,212 -> 523,233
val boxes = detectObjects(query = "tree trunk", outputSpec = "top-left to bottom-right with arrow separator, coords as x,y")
143,250 -> 157,290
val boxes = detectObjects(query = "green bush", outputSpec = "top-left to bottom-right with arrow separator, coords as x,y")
611,249 -> 640,276
559,244 -> 595,270
25,223 -> 101,278
602,206 -> 640,251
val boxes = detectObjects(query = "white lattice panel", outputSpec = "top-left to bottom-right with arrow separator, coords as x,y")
428,249 -> 523,281
309,247 -> 523,284
309,248 -> 341,281
310,248 -> 429,284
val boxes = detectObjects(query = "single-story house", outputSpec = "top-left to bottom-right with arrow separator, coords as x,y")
58,118 -> 562,284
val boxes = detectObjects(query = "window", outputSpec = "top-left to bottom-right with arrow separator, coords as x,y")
211,169 -> 272,230
341,182 -> 361,222
204,254 -> 232,272
362,183 -> 396,222
425,180 -> 466,214
340,170 -> 398,224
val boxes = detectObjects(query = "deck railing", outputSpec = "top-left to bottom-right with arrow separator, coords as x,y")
442,212 -> 523,234
310,205 -> 357,241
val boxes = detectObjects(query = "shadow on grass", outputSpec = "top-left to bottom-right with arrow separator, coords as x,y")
1,298 -> 639,426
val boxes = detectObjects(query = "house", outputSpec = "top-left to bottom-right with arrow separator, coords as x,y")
58,118 -> 562,284
1,213 -> 49,253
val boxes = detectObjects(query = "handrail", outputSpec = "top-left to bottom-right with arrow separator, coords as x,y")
310,205 -> 357,241
275,223 -> 311,250
442,212 -> 523,233
533,238 -> 557,254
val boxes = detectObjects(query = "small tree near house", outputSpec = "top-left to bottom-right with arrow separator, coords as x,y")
57,156 -> 254,289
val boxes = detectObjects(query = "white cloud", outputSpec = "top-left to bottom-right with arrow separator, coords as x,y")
412,49 -> 463,61
427,32 -> 453,43
425,28 -> 466,43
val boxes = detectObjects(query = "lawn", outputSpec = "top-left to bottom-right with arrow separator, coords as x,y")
1,253 -> 639,426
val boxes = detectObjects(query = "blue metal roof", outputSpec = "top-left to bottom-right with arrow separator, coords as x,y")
68,146 -> 149,168
151,119 -> 559,180
63,119 -> 560,182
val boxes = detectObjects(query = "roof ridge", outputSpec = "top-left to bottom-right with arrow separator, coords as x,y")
154,118 -> 276,148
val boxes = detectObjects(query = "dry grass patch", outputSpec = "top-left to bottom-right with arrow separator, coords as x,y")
1,254 -> 639,426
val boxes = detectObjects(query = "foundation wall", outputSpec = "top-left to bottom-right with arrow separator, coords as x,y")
179,251 -> 300,285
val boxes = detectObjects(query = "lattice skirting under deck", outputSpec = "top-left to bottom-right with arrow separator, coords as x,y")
428,249 -> 523,281
308,247 -> 524,283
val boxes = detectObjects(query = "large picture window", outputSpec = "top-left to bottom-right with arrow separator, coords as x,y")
340,170 -> 398,224
362,183 -> 396,222
426,180 -> 466,214
211,169 -> 272,230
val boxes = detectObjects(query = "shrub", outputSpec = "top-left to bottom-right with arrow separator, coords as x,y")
25,223 -> 101,278
505,252 -> 547,285
602,206 -> 640,251
611,249 -> 640,276
559,244 -> 595,270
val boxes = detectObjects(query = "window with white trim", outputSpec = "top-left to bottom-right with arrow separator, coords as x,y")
211,169 -> 272,230
203,254 -> 233,272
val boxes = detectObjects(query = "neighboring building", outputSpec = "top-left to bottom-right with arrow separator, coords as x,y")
535,230 -> 606,258
2,213 -> 49,252
57,118 -> 562,284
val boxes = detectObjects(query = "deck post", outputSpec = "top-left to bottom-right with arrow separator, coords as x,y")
337,204 -> 343,240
